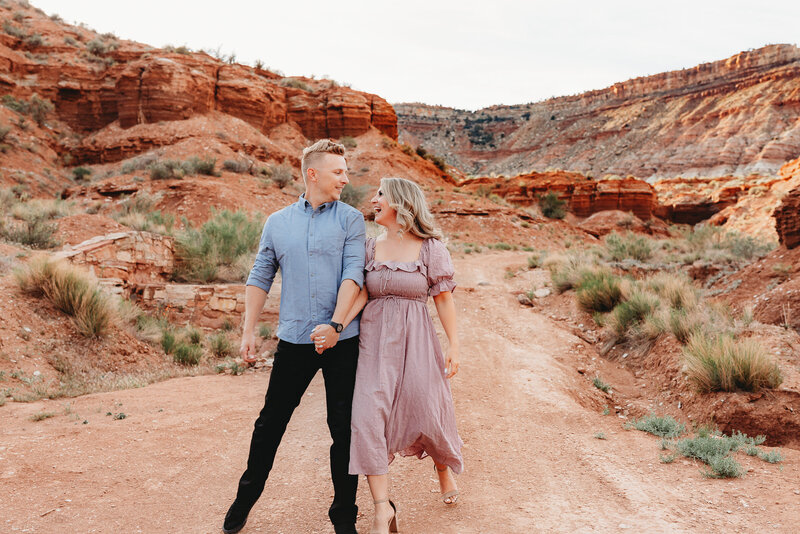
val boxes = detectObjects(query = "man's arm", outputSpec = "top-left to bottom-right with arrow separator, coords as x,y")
311,212 -> 366,353
241,218 -> 278,362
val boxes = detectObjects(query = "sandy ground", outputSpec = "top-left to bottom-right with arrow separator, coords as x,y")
1,251 -> 799,533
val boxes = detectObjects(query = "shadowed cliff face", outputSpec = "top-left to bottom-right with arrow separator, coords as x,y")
396,44 -> 800,180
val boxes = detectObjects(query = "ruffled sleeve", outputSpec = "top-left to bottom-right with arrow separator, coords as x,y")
425,238 -> 457,296
365,237 -> 375,266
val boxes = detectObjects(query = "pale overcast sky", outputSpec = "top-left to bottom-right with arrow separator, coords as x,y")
30,0 -> 800,110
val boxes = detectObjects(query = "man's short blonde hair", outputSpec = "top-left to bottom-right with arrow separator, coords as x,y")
301,139 -> 346,182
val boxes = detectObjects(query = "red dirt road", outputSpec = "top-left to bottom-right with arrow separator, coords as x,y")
1,252 -> 798,533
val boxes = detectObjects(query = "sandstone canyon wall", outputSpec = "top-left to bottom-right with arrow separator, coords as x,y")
396,45 -> 800,180
0,6 -> 397,168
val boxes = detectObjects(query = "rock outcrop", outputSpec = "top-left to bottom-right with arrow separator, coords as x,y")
774,186 -> 800,248
397,44 -> 800,180
459,172 -> 656,219
0,2 -> 397,167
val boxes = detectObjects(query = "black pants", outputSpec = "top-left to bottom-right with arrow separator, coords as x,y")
233,337 -> 359,526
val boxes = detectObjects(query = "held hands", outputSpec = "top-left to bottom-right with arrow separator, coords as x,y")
310,324 -> 340,354
240,331 -> 257,363
445,345 -> 460,379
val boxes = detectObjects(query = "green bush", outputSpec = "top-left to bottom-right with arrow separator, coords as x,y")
149,159 -> 183,180
258,323 -> 272,339
269,162 -> 293,188
340,136 -> 357,149
575,270 -> 622,313
627,413 -> 685,438
605,232 -> 653,261
182,156 -> 217,176
608,290 -> 660,337
173,343 -> 203,365
161,330 -> 177,354
1,215 -> 59,249
173,209 -> 263,283
186,327 -> 203,345
72,167 -> 92,181
209,332 -> 233,357
591,376 -> 611,393
538,191 -> 566,219
683,333 -> 783,392
222,159 -> 250,174
339,184 -> 370,208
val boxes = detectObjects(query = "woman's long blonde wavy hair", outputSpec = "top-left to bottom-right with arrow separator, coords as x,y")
380,177 -> 444,240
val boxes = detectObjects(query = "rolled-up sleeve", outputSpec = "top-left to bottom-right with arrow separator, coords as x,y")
341,212 -> 366,288
246,216 -> 278,293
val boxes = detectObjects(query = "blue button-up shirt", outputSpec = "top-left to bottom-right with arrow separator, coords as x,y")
246,195 -> 366,344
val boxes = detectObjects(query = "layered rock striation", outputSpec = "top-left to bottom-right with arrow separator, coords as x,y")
0,3 -> 397,166
397,45 -> 800,180
459,172 -> 656,219
774,186 -> 800,248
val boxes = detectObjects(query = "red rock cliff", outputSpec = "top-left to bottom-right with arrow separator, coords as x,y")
0,5 -> 397,164
396,44 -> 800,180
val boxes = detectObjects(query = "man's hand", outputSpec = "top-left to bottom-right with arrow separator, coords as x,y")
310,324 -> 339,354
240,331 -> 257,363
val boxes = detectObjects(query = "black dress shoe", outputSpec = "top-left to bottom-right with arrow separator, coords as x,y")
333,524 -> 358,534
222,501 -> 252,534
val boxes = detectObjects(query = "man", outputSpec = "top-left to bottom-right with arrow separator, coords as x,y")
223,139 -> 366,534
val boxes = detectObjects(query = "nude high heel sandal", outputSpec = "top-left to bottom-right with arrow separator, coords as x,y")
436,465 -> 459,505
371,499 -> 399,534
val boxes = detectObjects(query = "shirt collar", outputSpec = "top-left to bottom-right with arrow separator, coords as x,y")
298,194 -> 336,213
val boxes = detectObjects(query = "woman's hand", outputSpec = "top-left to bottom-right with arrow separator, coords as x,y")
445,345 -> 460,378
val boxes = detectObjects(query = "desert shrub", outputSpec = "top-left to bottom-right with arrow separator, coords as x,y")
3,21 -> 26,39
527,251 -> 546,269
605,232 -> 653,261
121,153 -> 158,174
538,191 -> 566,219
116,191 -> 161,215
264,162 -> 293,188
63,35 -> 78,46
182,156 -> 217,176
0,124 -> 10,142
340,136 -> 357,149
1,215 -> 59,248
86,38 -> 108,55
72,167 -> 92,181
722,231 -> 771,260
11,198 -> 73,221
2,94 -> 27,113
15,258 -> 114,337
149,159 -> 183,180
209,332 -> 234,357
173,342 -> 203,365
279,77 -> 310,90
27,94 -> 54,126
185,327 -> 203,345
339,184 -> 370,208
24,32 -> 44,47
428,154 -> 447,171
592,376 -> 611,393
674,435 -> 742,478
161,330 -> 177,354
627,413 -> 685,438
400,144 -> 415,157
668,309 -> 701,344
258,323 -> 272,339
643,272 -> 697,311
759,450 -> 783,464
222,159 -> 250,174
575,270 -> 622,313
683,333 -> 783,392
545,253 -> 595,293
114,211 -> 174,235
173,209 -> 262,283
415,146 -> 427,158
608,290 -> 660,337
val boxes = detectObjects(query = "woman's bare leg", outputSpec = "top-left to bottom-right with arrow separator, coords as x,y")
433,460 -> 459,504
366,474 -> 395,533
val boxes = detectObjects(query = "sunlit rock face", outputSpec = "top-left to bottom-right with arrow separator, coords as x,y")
397,44 -> 800,180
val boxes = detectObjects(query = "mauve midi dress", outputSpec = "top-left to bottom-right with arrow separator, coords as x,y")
349,237 -> 464,476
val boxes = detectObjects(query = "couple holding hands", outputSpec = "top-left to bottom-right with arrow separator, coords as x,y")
222,139 -> 463,534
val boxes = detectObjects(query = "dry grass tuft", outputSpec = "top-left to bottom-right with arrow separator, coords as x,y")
683,333 -> 783,392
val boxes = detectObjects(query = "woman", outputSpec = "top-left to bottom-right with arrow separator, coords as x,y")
345,177 -> 463,534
